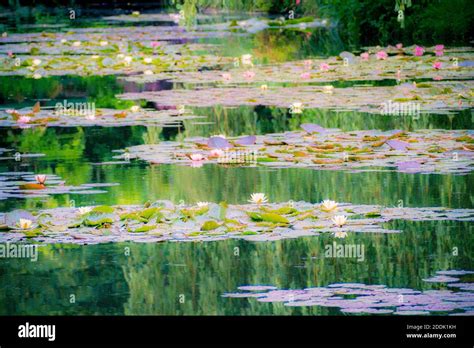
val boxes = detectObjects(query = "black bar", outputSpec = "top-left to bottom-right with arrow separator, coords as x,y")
0,315 -> 472,346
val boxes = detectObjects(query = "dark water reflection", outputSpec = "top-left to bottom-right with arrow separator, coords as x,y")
0,125 -> 472,212
0,220 -> 471,315
0,16 -> 472,316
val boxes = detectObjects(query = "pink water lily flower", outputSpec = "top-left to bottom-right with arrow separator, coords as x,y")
396,43 -> 403,49
414,45 -> 424,56
434,44 -> 444,56
243,71 -> 256,80
150,41 -> 161,48
222,72 -> 232,81
360,52 -> 369,61
376,51 -> 388,60
303,59 -> 312,68
190,153 -> 206,161
35,174 -> 47,184
300,72 -> 311,79
319,63 -> 330,71
17,116 -> 31,124
433,62 -> 442,70
209,149 -> 224,158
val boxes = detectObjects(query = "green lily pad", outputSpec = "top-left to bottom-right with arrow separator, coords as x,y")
201,220 -> 220,231
130,224 -> 157,233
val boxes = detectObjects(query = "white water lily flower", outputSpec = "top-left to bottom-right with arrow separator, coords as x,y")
35,175 -> 47,184
334,231 -> 348,238
130,105 -> 140,112
78,207 -> 93,215
18,218 -> 33,229
320,199 -> 338,212
32,73 -> 42,79
72,41 -> 81,47
248,193 -> 268,205
144,57 -> 153,64
132,11 -> 140,16
32,58 -> 41,66
241,54 -> 253,66
260,84 -> 268,90
91,55 -> 99,59
323,85 -> 334,94
117,54 -> 125,59
60,39 -> 67,43
124,56 -> 132,64
143,70 -> 153,75
99,40 -> 108,46
196,202 -> 209,207
190,153 -> 206,161
290,102 -> 303,114
332,215 -> 348,227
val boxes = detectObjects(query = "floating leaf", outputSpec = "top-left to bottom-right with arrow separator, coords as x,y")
201,220 -> 220,231
234,135 -> 256,146
91,205 -> 115,214
130,224 -> 157,233
207,137 -> 233,149
301,123 -> 326,134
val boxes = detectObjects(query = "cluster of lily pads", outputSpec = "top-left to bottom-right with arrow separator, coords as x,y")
0,32 -> 229,78
0,104 -> 201,128
0,172 -> 117,200
223,270 -> 474,315
119,80 -> 473,115
115,124 -> 474,174
0,148 -> 44,161
0,197 -> 473,243
120,47 -> 474,85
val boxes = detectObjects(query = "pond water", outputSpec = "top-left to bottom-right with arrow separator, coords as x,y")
0,11 -> 472,316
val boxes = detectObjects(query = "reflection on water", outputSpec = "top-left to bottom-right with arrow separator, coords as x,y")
0,13 -> 472,316
0,220 -> 471,315
0,124 -> 472,212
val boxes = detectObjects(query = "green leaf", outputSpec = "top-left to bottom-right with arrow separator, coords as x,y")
84,214 -> 114,227
247,212 -> 263,221
247,212 -> 289,224
120,212 -> 147,222
260,213 -> 290,224
261,206 -> 297,215
130,224 -> 157,233
201,220 -> 220,231
91,205 -> 115,214
23,228 -> 43,238
241,231 -> 257,235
